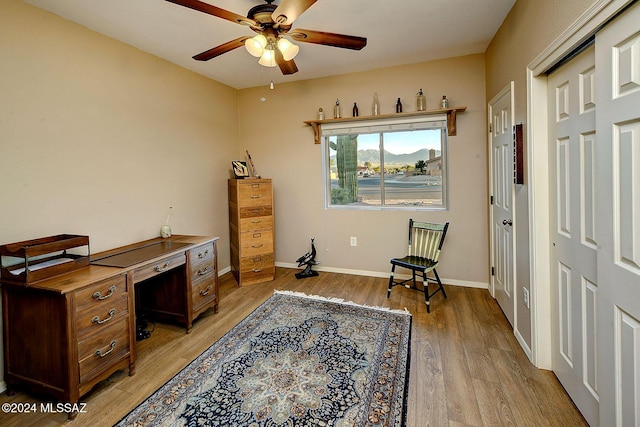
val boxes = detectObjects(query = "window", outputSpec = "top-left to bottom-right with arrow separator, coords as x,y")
322,115 -> 448,209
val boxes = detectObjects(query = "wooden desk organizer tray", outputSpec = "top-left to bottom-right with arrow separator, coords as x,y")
0,234 -> 90,283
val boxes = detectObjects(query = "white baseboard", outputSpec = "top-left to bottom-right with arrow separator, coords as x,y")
275,262 -> 488,290
0,381 -> 5,394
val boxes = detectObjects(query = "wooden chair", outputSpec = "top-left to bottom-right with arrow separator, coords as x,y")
387,220 -> 449,312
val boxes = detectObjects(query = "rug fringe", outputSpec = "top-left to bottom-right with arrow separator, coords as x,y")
274,290 -> 412,316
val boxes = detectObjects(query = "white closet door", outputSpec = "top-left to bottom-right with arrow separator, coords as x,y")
595,3 -> 640,426
547,44 -> 599,426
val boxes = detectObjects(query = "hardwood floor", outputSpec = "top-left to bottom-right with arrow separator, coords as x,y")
0,268 -> 587,426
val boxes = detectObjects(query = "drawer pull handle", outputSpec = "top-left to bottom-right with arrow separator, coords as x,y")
198,249 -> 209,259
93,286 -> 116,301
251,219 -> 263,223
94,340 -> 117,358
250,194 -> 262,199
251,243 -> 264,248
154,261 -> 171,272
199,285 -> 211,296
197,266 -> 209,276
92,308 -> 116,325
252,268 -> 264,273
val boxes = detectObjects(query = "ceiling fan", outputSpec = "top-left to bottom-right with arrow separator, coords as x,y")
166,0 -> 367,75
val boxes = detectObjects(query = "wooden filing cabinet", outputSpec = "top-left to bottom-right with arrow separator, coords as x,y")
228,178 -> 275,286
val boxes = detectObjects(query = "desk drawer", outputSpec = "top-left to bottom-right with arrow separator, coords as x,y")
77,316 -> 130,384
133,253 -> 186,283
76,293 -> 129,337
75,275 -> 127,313
240,230 -> 273,257
189,243 -> 214,264
191,276 -> 216,311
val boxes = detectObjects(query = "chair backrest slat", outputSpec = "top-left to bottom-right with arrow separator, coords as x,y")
407,220 -> 449,261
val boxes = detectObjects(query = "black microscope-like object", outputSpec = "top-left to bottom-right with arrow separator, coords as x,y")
295,238 -> 319,279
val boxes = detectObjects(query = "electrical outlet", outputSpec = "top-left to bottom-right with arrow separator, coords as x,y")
523,287 -> 530,309
350,237 -> 357,247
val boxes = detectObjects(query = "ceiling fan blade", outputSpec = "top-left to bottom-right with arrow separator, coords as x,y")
289,29 -> 367,50
275,49 -> 298,75
166,0 -> 257,27
193,36 -> 250,61
272,0 -> 318,26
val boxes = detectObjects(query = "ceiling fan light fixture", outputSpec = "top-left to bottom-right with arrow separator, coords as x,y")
258,48 -> 277,67
277,38 -> 299,61
245,34 -> 267,57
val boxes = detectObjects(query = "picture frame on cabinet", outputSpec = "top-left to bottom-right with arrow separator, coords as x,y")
232,161 -> 249,179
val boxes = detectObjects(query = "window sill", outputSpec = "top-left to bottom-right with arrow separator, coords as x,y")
303,106 -> 467,144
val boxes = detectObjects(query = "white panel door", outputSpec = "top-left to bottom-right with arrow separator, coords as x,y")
489,83 -> 515,326
548,45 -> 599,425
595,3 -> 640,425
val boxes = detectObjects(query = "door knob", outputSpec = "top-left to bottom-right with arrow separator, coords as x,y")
503,219 -> 513,226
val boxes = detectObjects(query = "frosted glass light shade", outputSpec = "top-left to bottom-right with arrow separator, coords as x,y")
245,34 -> 267,57
277,38 -> 299,61
258,48 -> 277,67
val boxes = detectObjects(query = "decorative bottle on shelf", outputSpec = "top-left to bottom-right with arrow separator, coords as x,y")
395,98 -> 403,113
352,102 -> 359,117
317,107 -> 325,120
372,93 -> 380,116
334,99 -> 341,119
440,95 -> 449,109
416,88 -> 426,111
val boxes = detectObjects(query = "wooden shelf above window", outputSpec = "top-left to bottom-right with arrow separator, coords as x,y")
303,106 -> 467,144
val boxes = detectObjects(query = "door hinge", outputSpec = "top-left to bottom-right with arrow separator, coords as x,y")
490,195 -> 494,205
489,123 -> 493,133
491,266 -> 495,276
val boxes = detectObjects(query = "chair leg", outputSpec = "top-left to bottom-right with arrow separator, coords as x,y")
387,264 -> 396,298
422,270 -> 431,313
409,270 -> 417,289
434,269 -> 447,298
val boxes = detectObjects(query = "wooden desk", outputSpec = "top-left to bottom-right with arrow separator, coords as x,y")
1,235 -> 218,415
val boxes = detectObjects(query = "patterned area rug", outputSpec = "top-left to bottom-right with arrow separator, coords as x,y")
116,291 -> 412,427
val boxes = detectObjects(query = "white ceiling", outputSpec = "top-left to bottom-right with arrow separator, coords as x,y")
23,0 -> 516,89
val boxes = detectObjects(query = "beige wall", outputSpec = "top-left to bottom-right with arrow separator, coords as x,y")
0,0 -> 238,386
485,0 -> 596,348
0,0 -> 237,257
238,55 -> 489,286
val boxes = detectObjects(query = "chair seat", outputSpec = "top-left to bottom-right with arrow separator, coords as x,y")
390,255 -> 438,272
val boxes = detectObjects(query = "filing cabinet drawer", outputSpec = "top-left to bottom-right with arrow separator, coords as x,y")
239,215 -> 273,232
237,183 -> 272,208
240,230 -> 274,257
239,205 -> 273,219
